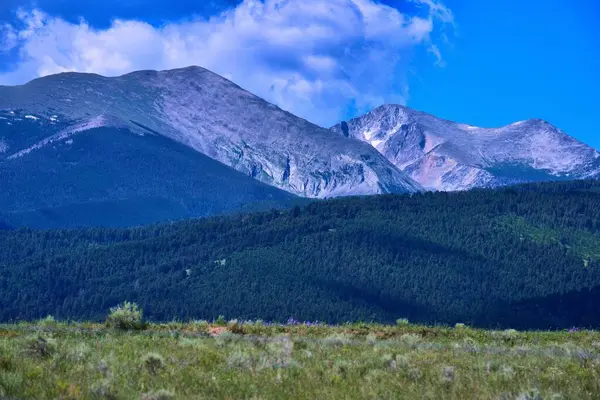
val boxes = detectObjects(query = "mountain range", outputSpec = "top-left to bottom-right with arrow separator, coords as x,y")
332,104 -> 600,191
0,66 -> 598,227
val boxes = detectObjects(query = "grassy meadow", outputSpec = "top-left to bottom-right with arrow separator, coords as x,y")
1,312 -> 600,399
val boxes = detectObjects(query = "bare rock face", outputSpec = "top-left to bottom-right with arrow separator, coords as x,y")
0,67 -> 421,198
332,104 -> 600,191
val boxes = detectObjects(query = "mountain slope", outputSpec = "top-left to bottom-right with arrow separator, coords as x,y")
332,105 -> 600,191
0,111 -> 301,228
0,67 -> 421,198
1,180 -> 600,329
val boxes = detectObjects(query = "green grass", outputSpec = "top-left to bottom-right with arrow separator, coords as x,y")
1,320 -> 600,399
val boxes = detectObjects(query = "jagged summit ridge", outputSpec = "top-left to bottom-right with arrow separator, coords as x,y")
332,104 -> 600,191
0,67 -> 421,197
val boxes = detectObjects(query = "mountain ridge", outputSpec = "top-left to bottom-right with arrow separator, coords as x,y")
332,104 -> 600,191
0,66 -> 422,198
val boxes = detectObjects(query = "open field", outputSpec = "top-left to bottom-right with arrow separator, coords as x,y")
1,319 -> 600,399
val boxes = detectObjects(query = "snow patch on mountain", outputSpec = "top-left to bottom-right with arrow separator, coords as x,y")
8,115 -> 113,159
0,139 -> 8,153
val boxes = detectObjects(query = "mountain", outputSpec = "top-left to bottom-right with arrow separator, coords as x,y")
0,109 -> 302,228
1,179 -> 600,329
0,67 -> 421,199
332,104 -> 600,191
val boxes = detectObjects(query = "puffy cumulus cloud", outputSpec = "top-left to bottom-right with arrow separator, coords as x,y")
0,0 -> 453,126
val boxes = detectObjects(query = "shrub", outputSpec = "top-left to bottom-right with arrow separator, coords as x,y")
398,333 -> 421,348
38,315 -> 57,327
0,343 -> 14,371
323,333 -> 353,347
140,353 -> 165,375
66,342 -> 90,363
90,380 -> 116,400
228,319 -> 245,334
383,354 -> 411,370
365,333 -> 378,344
227,348 -> 257,370
396,318 -> 409,326
502,329 -> 519,341
454,323 -> 467,329
23,335 -> 56,358
189,320 -> 209,333
105,302 -> 144,330
441,366 -> 456,383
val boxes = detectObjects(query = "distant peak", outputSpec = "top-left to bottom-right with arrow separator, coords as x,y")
374,104 -> 408,113
526,118 -> 551,125
510,118 -> 557,130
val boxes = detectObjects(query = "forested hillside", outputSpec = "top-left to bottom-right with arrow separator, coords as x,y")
0,116 -> 302,229
1,180 -> 600,329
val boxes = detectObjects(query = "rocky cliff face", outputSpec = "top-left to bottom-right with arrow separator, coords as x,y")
0,67 -> 421,198
332,104 -> 600,191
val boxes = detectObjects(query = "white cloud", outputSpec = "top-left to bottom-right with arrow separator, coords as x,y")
0,0 -> 453,126
0,24 -> 17,52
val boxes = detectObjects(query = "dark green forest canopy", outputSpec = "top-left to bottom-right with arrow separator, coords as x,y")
1,179 -> 600,329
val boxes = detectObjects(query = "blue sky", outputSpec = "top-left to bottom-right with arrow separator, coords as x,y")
0,0 -> 598,148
